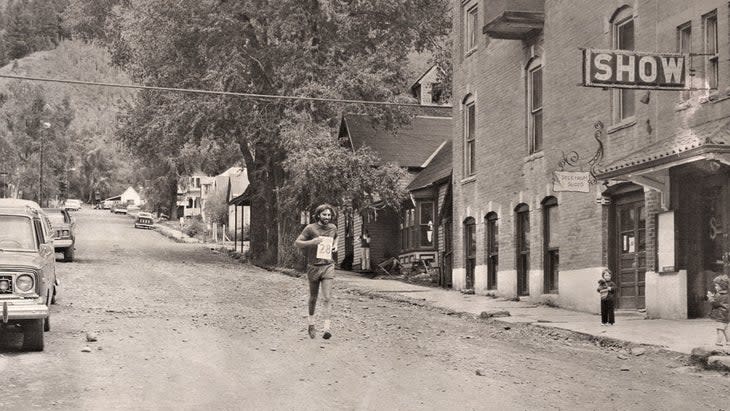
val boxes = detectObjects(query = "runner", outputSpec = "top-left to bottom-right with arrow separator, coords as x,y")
295,204 -> 338,339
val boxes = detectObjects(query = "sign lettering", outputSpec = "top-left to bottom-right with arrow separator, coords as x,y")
583,49 -> 688,90
553,171 -> 590,193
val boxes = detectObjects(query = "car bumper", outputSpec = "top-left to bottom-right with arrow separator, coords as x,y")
0,300 -> 48,322
135,223 -> 154,229
54,239 -> 73,248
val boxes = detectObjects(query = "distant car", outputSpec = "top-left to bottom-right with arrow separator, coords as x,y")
102,200 -> 114,210
43,208 -> 76,262
134,212 -> 155,229
63,199 -> 82,211
0,205 -> 57,351
112,205 -> 128,214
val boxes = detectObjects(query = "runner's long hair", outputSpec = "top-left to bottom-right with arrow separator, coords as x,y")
313,203 -> 336,224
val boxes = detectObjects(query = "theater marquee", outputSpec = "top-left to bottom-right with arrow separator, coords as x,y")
582,49 -> 689,90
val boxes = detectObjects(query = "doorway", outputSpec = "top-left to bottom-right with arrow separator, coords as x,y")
613,192 -> 646,309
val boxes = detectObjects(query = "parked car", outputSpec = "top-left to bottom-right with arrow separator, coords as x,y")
43,208 -> 76,262
102,200 -> 115,210
134,212 -> 155,229
0,206 -> 57,351
63,199 -> 82,211
112,204 -> 128,214
0,199 -> 55,244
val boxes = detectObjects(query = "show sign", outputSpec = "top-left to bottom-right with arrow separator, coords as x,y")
582,49 -> 688,90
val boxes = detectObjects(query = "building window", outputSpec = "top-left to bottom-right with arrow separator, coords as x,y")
485,212 -> 498,290
419,201 -> 434,247
515,204 -> 530,296
464,217 -> 476,289
677,22 -> 692,100
401,201 -> 435,251
464,4 -> 478,55
542,197 -> 559,294
464,98 -> 476,176
614,15 -> 635,121
528,63 -> 543,154
704,11 -> 718,90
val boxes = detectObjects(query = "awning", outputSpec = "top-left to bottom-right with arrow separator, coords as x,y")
595,117 -> 730,180
229,185 -> 252,206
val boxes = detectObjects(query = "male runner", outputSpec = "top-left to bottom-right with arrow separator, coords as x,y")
295,204 -> 338,339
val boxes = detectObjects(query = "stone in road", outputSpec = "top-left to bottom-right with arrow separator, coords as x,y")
0,209 -> 727,410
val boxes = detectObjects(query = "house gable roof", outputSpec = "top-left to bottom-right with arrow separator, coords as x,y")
342,109 -> 452,168
407,140 -> 452,191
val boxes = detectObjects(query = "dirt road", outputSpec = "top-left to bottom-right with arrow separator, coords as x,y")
0,209 -> 727,410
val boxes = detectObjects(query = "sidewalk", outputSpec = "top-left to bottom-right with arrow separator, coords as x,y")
334,270 -> 717,355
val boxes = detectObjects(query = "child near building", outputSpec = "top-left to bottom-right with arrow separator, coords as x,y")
597,269 -> 616,326
707,274 -> 730,347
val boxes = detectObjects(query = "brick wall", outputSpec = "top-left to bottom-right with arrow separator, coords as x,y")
451,0 -> 729,302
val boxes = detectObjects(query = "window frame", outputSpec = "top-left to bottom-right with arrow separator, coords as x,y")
542,197 -> 559,294
677,21 -> 692,100
613,15 -> 635,122
527,63 -> 543,154
515,204 -> 530,296
464,99 -> 476,176
485,213 -> 498,290
400,200 -> 436,252
464,4 -> 479,56
464,217 -> 476,289
703,10 -> 719,90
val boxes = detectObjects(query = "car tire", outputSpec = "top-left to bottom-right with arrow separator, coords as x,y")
22,319 -> 44,351
63,247 -> 75,262
51,286 -> 58,305
44,312 -> 50,332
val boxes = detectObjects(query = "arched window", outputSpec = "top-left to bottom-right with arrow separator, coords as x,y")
526,56 -> 543,154
462,95 -> 476,176
542,197 -> 559,293
464,217 -> 476,289
515,204 -> 530,296
485,212 -> 499,290
610,6 -> 635,122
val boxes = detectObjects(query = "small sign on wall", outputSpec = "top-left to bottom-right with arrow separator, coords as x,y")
657,211 -> 676,273
553,171 -> 590,193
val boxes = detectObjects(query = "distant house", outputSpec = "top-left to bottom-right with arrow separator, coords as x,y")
176,172 -> 214,218
336,106 -> 451,274
120,187 -> 142,206
214,166 -> 250,237
410,65 -> 447,106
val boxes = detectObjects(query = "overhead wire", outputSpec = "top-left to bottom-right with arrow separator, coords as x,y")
0,73 -> 433,108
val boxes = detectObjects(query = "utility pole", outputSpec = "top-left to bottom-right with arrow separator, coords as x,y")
39,121 -> 51,207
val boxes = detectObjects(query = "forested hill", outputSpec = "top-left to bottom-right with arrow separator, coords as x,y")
0,40 -> 134,145
0,40 -> 136,202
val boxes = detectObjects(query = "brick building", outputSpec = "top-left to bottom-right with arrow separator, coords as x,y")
452,0 -> 730,318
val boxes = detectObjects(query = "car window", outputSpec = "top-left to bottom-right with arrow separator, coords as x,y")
47,210 -> 66,225
0,216 -> 36,250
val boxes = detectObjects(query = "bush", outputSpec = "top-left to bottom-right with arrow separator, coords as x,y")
183,218 -> 208,238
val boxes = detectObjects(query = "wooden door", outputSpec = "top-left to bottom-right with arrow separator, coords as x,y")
615,196 -> 646,309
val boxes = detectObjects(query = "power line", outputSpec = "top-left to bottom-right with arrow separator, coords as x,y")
0,73 -> 433,108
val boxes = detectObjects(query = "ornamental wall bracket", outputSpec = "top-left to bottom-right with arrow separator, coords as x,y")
557,120 -> 605,184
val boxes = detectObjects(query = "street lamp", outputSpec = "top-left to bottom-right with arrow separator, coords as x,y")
39,121 -> 51,207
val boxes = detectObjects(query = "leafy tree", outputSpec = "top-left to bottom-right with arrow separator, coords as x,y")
0,81 -> 75,205
75,0 -> 450,266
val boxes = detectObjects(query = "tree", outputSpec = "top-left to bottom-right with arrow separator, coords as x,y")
75,0 -> 450,266
0,81 -> 75,205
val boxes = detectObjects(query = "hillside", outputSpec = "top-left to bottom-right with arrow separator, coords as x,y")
0,40 -> 135,143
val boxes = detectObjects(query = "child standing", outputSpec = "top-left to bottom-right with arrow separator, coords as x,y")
707,275 -> 730,347
597,269 -> 616,326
